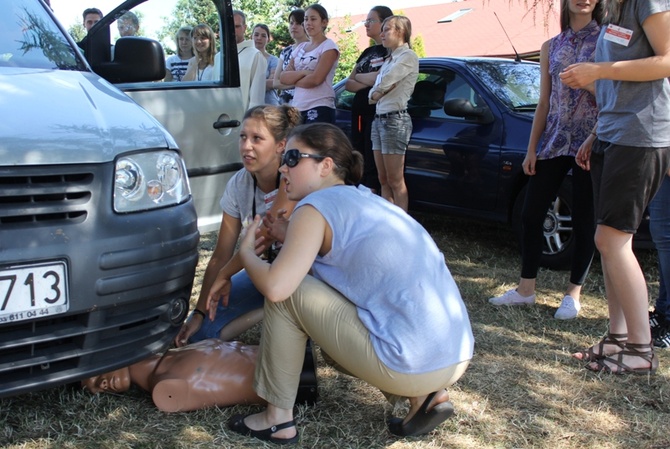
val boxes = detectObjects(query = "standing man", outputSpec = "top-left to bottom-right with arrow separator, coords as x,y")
232,10 -> 267,111
82,7 -> 103,33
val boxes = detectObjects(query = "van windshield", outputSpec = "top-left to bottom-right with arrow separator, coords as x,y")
1,0 -> 85,71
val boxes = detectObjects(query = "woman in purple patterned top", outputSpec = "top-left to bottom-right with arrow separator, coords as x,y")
488,0 -> 603,320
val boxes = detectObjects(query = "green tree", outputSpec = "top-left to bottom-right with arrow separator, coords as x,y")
328,15 -> 360,84
158,0 -> 219,48
412,34 -> 425,58
68,23 -> 85,43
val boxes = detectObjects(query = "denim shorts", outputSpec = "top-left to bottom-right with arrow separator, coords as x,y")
590,139 -> 670,233
371,110 -> 412,155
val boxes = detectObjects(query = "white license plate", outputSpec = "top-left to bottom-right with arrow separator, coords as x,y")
0,261 -> 69,324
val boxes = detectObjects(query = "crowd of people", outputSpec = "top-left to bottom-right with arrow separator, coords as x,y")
78,0 -> 670,445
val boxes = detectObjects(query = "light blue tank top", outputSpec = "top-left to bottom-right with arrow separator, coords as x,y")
296,185 -> 474,374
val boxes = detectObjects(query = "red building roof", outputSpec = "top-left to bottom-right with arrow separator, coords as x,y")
328,0 -> 561,59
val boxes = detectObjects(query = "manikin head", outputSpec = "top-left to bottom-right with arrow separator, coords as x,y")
82,367 -> 132,394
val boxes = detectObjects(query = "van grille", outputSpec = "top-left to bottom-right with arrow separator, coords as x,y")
0,169 -> 93,227
0,291 -> 185,397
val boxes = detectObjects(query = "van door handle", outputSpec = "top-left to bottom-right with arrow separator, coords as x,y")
213,119 -> 240,129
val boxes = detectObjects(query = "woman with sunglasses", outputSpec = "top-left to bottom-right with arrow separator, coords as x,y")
175,104 -> 301,346
210,123 -> 474,444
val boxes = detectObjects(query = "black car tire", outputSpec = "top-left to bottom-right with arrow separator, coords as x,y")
512,182 -> 574,271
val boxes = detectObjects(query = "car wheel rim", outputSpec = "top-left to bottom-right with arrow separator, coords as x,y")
542,197 -> 572,256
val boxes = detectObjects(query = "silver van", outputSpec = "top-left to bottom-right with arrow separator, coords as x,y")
0,0 -> 201,397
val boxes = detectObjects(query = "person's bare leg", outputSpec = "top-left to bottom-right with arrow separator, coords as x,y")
401,389 -> 451,424
589,225 -> 652,370
373,150 -> 392,204
565,282 -> 582,302
218,308 -> 264,341
516,278 -> 537,297
384,153 -> 408,211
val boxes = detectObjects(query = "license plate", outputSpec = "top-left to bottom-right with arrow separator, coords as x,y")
0,261 -> 69,324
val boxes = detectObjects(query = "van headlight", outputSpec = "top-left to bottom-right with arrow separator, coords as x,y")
114,151 -> 191,213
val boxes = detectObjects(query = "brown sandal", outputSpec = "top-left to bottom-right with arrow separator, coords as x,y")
573,333 -> 627,362
587,342 -> 658,375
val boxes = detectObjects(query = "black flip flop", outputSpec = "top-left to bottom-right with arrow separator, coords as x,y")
387,392 -> 455,437
228,413 -> 299,445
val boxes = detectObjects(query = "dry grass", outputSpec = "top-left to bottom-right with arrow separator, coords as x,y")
1,212 -> 668,449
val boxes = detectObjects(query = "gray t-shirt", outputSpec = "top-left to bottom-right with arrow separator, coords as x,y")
595,0 -> 670,147
219,169 -> 276,225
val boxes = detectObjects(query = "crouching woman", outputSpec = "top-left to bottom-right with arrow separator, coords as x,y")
207,123 -> 474,444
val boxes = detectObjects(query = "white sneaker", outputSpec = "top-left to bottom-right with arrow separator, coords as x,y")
488,289 -> 536,306
554,295 -> 581,320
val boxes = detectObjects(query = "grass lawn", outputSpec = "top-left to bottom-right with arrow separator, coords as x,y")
0,212 -> 667,449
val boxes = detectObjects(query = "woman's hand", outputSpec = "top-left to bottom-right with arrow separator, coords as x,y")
207,216 -> 263,314
262,208 -> 290,243
174,313 -> 203,347
559,62 -> 600,89
206,272 -> 233,320
522,152 -> 537,176
575,136 -> 595,171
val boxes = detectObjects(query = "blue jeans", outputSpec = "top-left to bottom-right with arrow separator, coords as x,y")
189,269 -> 265,342
650,175 -> 670,320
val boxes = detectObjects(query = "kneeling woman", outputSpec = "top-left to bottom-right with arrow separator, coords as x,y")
208,123 -> 474,444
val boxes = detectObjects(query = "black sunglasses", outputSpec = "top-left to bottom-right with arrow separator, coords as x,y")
282,149 -> 326,168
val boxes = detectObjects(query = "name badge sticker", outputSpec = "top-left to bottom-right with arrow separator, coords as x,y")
603,24 -> 633,47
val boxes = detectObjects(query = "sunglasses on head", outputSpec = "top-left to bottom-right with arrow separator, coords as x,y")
282,149 -> 326,167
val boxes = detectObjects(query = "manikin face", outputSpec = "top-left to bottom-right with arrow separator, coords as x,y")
238,117 -> 283,176
82,367 -> 131,394
83,13 -> 101,32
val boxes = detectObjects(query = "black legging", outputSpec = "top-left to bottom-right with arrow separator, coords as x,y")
520,155 -> 595,284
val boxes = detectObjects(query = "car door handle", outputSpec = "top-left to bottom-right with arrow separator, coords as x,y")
213,119 -> 240,129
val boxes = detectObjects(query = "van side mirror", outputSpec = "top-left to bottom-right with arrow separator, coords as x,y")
443,98 -> 494,124
84,36 -> 166,84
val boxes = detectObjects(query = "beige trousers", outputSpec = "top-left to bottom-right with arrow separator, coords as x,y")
254,275 -> 470,409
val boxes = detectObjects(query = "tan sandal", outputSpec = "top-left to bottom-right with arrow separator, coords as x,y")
573,333 -> 627,362
587,342 -> 658,375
